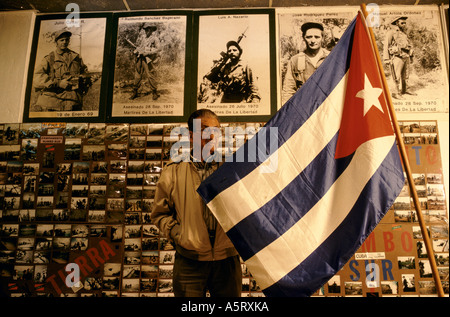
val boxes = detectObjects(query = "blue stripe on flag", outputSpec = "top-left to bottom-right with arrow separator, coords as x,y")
198,18 -> 356,205
226,132 -> 354,261
262,143 -> 405,297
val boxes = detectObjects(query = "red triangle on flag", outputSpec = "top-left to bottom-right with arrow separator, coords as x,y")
335,14 -> 394,159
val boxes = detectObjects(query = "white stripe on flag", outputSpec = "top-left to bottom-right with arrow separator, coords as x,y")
244,135 -> 396,290
207,73 -> 349,232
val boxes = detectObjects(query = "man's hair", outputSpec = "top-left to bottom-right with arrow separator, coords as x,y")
301,22 -> 324,37
188,109 -> 220,132
226,40 -> 243,56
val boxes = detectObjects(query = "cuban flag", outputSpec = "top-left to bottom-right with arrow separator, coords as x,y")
197,13 -> 405,297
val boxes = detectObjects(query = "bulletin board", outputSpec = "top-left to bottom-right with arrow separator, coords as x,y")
0,120 -> 447,297
8,2 -> 450,299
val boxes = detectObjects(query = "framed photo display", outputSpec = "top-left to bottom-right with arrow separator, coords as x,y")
23,13 -> 113,122
276,6 -> 359,108
372,5 -> 449,113
107,11 -> 193,123
193,9 -> 277,121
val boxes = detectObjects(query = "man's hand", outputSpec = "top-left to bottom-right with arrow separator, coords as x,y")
59,77 -> 72,89
170,224 -> 181,244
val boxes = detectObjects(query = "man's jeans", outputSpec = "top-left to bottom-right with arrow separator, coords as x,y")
173,252 -> 242,297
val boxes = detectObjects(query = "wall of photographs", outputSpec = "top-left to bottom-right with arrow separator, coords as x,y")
0,120 -> 447,297
0,2 -> 447,298
21,5 -> 449,124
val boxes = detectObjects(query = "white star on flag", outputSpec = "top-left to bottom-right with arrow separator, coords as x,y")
356,73 -> 384,116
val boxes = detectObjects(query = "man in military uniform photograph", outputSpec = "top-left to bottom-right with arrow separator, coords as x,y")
129,23 -> 161,101
200,40 -> 260,104
33,29 -> 90,112
282,22 -> 329,104
383,16 -> 416,99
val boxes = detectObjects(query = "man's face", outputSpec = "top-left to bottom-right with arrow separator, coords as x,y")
56,36 -> 70,51
227,45 -> 241,61
303,28 -> 323,51
190,116 -> 221,161
397,20 -> 407,32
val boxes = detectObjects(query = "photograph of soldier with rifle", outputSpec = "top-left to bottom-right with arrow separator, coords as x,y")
111,15 -> 187,117
198,27 -> 261,103
27,18 -> 106,118
383,16 -> 416,100
196,13 -> 272,116
373,6 -> 448,112
126,23 -> 160,101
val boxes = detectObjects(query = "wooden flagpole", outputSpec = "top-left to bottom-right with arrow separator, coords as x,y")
360,3 -> 445,297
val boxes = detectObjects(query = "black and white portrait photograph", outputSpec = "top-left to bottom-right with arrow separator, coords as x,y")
111,13 -> 189,118
25,15 -> 109,121
373,5 -> 449,113
196,11 -> 274,117
277,6 -> 358,106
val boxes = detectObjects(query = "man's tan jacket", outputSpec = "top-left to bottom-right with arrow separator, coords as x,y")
151,161 -> 238,261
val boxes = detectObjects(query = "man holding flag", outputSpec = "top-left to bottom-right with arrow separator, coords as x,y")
197,12 -> 406,297
151,109 -> 242,297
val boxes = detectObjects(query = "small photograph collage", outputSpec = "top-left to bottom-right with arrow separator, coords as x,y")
0,121 -> 265,297
322,219 -> 449,297
392,121 -> 446,225
0,120 -> 447,297
319,120 -> 448,297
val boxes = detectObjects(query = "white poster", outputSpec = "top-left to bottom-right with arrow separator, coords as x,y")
373,5 -> 449,113
28,17 -> 107,119
112,15 -> 187,117
196,12 -> 272,116
276,6 -> 358,107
